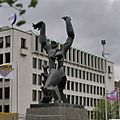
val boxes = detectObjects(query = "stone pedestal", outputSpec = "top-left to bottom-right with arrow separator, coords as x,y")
26,103 -> 88,120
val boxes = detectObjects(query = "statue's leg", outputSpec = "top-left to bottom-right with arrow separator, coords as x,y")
54,86 -> 62,103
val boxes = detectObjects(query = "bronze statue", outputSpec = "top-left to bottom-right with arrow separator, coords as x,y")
33,16 -> 75,103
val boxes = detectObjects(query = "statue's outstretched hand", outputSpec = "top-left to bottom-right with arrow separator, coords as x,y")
32,21 -> 43,30
62,16 -> 71,21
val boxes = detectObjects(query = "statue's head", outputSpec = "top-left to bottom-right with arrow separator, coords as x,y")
51,41 -> 58,49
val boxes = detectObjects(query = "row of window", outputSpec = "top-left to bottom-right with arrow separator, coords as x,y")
65,48 -> 105,71
0,35 -> 11,48
0,53 -> 10,64
34,36 -> 105,71
66,94 -> 99,107
32,90 -> 42,101
64,66 -> 105,84
66,81 -> 105,96
32,58 -> 105,84
0,87 -> 10,99
0,35 -> 28,50
35,36 -> 104,70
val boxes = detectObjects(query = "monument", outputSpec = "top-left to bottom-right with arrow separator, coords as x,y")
26,16 -> 88,120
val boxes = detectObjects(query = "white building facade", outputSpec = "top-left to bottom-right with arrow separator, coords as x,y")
0,27 -> 114,120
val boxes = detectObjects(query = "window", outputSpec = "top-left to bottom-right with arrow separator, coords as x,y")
73,49 -> 75,62
32,90 -> 37,101
95,57 -> 97,68
81,52 -> 83,64
67,81 -> 70,90
5,35 -> 11,47
97,87 -> 99,95
108,66 -> 111,74
5,79 -> 10,82
71,68 -> 74,77
83,84 -> 86,93
98,58 -> 100,69
90,85 -> 93,94
75,69 -> 78,78
32,74 -> 37,85
5,52 -> 10,63
86,72 -> 89,80
33,58 -> 37,69
87,97 -> 89,106
71,81 -> 74,91
103,76 -> 105,83
67,95 -> 70,103
83,71 -> 85,80
77,50 -> 79,63
67,67 -> 70,76
97,74 -> 99,83
88,54 -> 90,66
0,106 -> 2,112
0,54 -> 3,64
91,55 -> 93,67
93,74 -> 96,82
71,95 -> 74,104
69,48 -> 71,61
90,73 -> 92,81
38,59 -> 42,70
4,105 -> 9,112
101,59 -> 103,70
79,96 -> 82,105
35,36 -> 38,51
83,97 -> 86,106
94,99 -> 97,107
75,82 -> 78,91
79,70 -> 81,78
0,88 -> 2,99
87,84 -> 89,93
94,86 -> 96,94
21,38 -> 26,48
79,83 -> 82,92
0,78 -> 2,82
100,87 -> 102,95
84,53 -> 87,65
38,91 -> 42,101
76,96 -> 78,105
4,87 -> 10,99
90,98 -> 93,107
38,75 -> 42,85
0,37 -> 3,48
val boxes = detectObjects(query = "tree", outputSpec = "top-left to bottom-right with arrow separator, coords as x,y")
93,98 -> 119,120
0,0 -> 38,26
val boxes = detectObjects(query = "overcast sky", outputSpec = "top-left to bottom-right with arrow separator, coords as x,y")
0,0 -> 120,80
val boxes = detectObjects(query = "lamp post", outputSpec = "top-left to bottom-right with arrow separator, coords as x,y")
101,40 -> 108,120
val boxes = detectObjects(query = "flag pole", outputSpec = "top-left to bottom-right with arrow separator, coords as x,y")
105,61 -> 108,120
101,40 -> 108,120
118,88 -> 120,118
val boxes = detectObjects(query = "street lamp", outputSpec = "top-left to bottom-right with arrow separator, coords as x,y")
101,40 -> 106,57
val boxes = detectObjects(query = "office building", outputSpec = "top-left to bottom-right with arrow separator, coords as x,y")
0,26 -> 114,120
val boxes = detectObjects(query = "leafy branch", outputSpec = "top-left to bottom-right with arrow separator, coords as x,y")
0,0 -> 38,26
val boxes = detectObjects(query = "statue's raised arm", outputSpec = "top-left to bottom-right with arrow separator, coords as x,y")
33,21 -> 50,51
62,16 -> 75,53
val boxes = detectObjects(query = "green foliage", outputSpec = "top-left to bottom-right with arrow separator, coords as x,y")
93,98 -> 120,120
16,20 -> 26,26
28,0 -> 38,8
0,0 -> 38,26
19,9 -> 26,16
